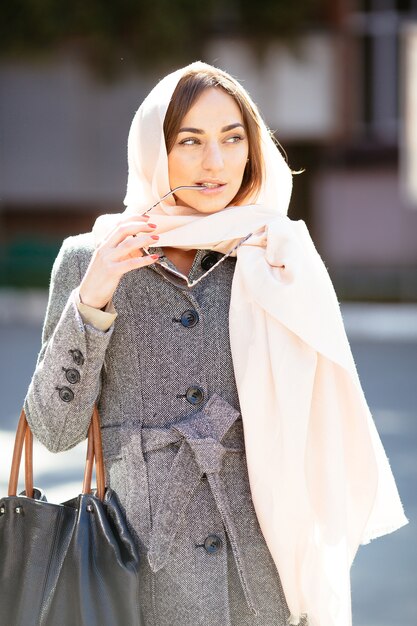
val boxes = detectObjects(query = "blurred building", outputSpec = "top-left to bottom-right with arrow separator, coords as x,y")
1,0 -> 417,299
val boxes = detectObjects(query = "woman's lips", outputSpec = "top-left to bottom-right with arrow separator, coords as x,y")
195,182 -> 227,194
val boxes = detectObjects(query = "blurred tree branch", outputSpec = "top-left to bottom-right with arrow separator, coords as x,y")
0,0 -> 324,77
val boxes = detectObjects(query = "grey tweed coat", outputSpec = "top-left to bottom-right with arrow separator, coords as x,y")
25,233 -> 304,626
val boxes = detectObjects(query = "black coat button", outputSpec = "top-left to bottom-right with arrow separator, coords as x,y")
185,386 -> 204,405
201,253 -> 219,271
69,349 -> 84,366
204,535 -> 223,554
180,310 -> 199,328
63,367 -> 80,384
56,386 -> 74,402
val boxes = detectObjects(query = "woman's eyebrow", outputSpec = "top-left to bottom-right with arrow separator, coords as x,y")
222,123 -> 244,132
178,122 -> 245,134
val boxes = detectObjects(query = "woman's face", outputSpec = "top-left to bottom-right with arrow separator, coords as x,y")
167,87 -> 249,213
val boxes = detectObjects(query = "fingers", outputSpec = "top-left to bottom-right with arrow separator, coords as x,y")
80,215 -> 161,310
117,253 -> 160,274
113,232 -> 160,259
104,215 -> 158,248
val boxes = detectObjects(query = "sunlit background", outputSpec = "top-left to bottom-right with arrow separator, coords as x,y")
0,2 -> 416,625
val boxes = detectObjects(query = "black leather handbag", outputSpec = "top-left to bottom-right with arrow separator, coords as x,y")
0,406 -> 141,626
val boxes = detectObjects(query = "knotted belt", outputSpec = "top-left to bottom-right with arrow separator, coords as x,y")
142,394 -> 258,616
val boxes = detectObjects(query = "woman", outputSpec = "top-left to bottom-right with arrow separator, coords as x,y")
25,62 -> 406,626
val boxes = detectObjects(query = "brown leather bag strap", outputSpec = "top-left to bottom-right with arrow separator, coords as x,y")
8,406 -> 105,501
82,421 -> 95,497
24,424 -> 34,498
8,409 -> 28,497
91,404 -> 105,500
81,405 -> 105,500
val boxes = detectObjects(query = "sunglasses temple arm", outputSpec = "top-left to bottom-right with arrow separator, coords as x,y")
143,185 -> 206,215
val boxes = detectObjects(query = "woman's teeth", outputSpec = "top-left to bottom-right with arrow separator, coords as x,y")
201,182 -> 221,188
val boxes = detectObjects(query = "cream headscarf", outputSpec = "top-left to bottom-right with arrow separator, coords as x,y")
94,62 -> 407,626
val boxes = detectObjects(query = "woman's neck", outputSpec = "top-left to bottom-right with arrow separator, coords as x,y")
162,247 -> 197,277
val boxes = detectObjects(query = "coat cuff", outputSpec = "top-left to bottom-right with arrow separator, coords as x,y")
75,288 -> 117,331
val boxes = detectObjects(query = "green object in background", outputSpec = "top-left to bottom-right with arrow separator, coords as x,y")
0,237 -> 60,288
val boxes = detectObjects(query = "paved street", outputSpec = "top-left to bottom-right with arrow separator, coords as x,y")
0,299 -> 415,626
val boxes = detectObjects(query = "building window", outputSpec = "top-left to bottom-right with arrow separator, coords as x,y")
348,0 -> 417,143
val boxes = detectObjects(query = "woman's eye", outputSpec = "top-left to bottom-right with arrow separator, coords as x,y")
179,137 -> 200,146
225,134 -> 245,143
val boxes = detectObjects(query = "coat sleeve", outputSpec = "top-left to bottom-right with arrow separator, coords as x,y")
24,236 -> 114,452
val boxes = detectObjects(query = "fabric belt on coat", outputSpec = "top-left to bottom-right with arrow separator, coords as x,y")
142,394 -> 258,616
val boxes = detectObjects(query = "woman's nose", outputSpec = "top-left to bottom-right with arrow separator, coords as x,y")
202,142 -> 224,170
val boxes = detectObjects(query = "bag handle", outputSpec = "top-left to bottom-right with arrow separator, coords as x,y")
8,405 -> 106,501
82,404 -> 105,500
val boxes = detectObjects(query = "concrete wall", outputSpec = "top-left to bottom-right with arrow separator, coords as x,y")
314,168 -> 417,267
0,55 -> 152,207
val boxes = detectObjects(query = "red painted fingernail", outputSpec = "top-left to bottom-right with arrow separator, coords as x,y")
151,254 -> 160,259
151,235 -> 159,240
148,223 -> 157,228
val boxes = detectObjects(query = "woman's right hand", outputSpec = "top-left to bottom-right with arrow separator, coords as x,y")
79,215 -> 160,310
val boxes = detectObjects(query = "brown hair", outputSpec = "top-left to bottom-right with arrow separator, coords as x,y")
163,66 -> 264,206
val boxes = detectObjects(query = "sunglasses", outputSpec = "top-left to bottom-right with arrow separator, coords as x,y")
141,185 -> 261,288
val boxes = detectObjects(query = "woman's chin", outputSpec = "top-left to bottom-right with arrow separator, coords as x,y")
194,204 -> 229,214
182,197 -> 234,214
174,188 -> 239,214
